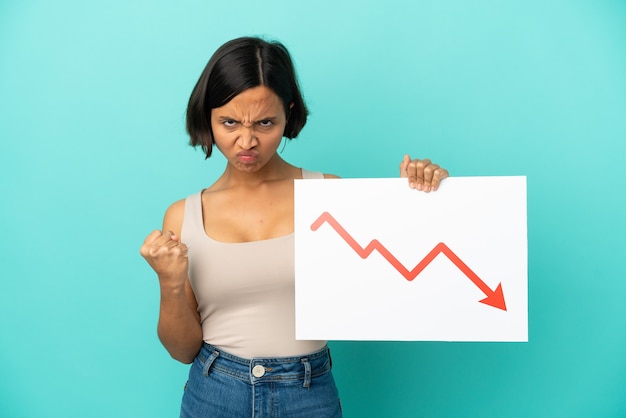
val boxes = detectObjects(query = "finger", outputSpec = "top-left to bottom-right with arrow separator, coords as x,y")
165,241 -> 189,261
143,230 -> 163,246
162,230 -> 178,241
140,230 -> 164,257
408,158 -> 431,190
179,243 -> 189,259
165,239 -> 181,248
147,239 -> 182,258
151,230 -> 178,246
141,232 -> 180,260
422,163 -> 440,192
399,154 -> 410,178
430,168 -> 449,191
160,231 -> 184,250
168,231 -> 180,242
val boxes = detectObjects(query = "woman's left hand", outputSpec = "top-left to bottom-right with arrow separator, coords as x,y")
400,154 -> 449,192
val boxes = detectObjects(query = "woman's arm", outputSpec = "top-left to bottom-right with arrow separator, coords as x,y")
140,200 -> 203,364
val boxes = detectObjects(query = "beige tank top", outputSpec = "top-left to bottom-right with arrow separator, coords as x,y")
181,169 -> 327,358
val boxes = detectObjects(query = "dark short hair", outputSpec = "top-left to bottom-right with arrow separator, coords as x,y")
186,37 -> 309,158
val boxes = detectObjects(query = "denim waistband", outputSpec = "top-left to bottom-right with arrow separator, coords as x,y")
197,343 -> 332,388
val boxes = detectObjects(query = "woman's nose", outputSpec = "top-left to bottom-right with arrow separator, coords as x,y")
238,125 -> 258,149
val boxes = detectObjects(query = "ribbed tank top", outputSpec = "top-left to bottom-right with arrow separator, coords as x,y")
181,169 -> 326,359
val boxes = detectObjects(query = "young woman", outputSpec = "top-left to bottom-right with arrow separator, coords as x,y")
140,36 -> 448,418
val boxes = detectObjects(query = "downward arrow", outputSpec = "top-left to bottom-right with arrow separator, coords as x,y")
311,212 -> 507,311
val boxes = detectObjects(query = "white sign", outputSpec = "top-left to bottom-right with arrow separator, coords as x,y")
295,177 -> 527,342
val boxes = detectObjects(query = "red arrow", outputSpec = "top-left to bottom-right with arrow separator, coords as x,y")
310,211 -> 507,311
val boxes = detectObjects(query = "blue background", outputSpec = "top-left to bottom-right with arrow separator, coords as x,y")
1,1 -> 625,417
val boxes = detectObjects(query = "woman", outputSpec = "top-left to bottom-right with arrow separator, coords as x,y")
140,36 -> 448,418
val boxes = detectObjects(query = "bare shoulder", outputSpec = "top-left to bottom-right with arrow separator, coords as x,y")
323,173 -> 340,179
162,199 -> 186,236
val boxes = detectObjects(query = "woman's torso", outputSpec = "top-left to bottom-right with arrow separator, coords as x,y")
180,168 -> 326,358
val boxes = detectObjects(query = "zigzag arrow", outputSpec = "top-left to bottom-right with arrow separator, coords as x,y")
311,211 -> 507,311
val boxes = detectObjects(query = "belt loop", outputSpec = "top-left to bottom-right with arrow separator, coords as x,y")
203,350 -> 219,377
301,357 -> 311,388
328,347 -> 332,368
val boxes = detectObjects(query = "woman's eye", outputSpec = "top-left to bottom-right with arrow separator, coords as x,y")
223,120 -> 237,127
258,120 -> 274,128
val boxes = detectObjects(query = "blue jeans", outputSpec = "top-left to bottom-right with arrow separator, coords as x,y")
180,343 -> 342,417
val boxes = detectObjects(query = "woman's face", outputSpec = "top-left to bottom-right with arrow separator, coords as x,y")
211,86 -> 289,173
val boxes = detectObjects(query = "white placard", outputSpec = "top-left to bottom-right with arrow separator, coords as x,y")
295,177 -> 527,342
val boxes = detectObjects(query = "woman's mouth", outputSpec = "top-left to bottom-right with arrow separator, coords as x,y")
236,151 -> 259,163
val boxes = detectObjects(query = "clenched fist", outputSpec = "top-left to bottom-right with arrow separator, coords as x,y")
140,230 -> 189,289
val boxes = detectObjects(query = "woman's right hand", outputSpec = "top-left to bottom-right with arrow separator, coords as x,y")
140,230 -> 189,288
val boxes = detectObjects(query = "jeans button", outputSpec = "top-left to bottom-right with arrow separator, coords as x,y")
252,365 -> 266,378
